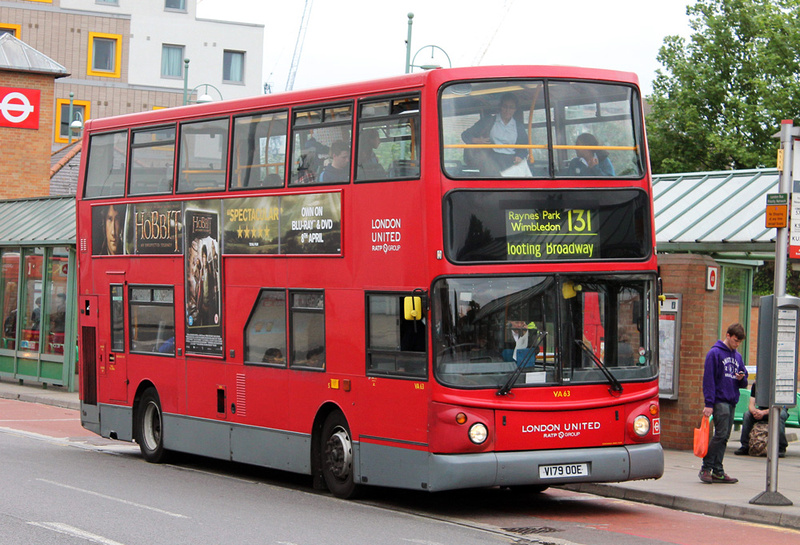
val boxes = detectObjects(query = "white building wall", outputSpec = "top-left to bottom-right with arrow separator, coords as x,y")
59,0 -> 264,100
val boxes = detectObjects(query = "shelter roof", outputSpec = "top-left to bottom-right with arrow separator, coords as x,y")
0,196 -> 75,247
0,34 -> 68,76
653,168 -> 780,259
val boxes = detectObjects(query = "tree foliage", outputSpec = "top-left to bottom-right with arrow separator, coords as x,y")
647,0 -> 800,174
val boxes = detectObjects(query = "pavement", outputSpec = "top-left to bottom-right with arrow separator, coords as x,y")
2,378 -> 800,530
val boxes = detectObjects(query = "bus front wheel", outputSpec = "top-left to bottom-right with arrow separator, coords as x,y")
321,412 -> 357,499
135,388 -> 169,463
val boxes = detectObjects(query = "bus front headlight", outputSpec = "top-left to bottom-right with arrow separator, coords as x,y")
468,423 -> 488,444
633,415 -> 650,436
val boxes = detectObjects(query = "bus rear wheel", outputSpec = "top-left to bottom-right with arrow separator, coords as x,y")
135,388 -> 169,463
321,412 -> 357,499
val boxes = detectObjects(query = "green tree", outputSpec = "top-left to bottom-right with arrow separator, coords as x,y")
647,0 -> 800,174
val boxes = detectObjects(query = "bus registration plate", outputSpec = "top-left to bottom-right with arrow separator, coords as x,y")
538,462 -> 589,479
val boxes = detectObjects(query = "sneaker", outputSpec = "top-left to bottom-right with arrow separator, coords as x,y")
711,471 -> 738,484
698,469 -> 714,483
734,447 -> 749,456
779,449 -> 786,458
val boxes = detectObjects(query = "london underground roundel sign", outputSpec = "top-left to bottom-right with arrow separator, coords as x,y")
0,87 -> 40,130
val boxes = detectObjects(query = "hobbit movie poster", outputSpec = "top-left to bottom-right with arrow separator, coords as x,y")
184,201 -> 223,356
92,204 -> 128,255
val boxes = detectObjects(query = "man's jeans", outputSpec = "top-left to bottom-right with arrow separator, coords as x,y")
702,402 -> 734,474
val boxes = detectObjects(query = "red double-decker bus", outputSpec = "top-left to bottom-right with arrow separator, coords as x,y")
76,65 -> 662,498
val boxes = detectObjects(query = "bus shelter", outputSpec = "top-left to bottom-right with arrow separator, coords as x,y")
0,196 -> 77,391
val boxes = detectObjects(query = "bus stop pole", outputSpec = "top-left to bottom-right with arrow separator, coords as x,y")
751,120 -> 794,506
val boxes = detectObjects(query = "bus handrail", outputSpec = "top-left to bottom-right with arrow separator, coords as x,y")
444,144 -> 638,151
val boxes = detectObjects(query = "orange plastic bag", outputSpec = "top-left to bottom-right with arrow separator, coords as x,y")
693,415 -> 712,457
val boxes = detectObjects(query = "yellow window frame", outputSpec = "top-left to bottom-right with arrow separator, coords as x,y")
55,98 -> 91,144
87,32 -> 122,78
0,24 -> 22,38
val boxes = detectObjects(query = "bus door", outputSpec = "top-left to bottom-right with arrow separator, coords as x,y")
360,293 -> 429,462
100,284 -> 128,403
79,294 -> 98,406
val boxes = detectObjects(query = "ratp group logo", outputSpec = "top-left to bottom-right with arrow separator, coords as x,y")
0,87 -> 40,130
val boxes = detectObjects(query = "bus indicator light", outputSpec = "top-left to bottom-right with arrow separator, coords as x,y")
330,379 -> 340,390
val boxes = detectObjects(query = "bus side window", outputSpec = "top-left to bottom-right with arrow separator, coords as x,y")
231,111 -> 288,190
129,126 -> 176,196
289,104 -> 353,186
129,286 -> 175,356
177,118 -> 229,193
355,96 -> 420,182
366,293 -> 427,379
289,291 -> 325,370
244,289 -> 287,366
84,131 -> 128,198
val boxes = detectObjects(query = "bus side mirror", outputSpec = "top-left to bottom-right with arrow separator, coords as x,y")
404,296 -> 423,321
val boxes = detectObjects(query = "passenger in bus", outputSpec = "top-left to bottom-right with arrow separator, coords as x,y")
319,140 -> 351,183
295,150 -> 320,184
568,133 -> 615,177
262,348 -> 284,364
461,92 -> 528,176
357,129 -> 387,179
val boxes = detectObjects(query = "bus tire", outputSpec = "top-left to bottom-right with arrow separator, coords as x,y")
320,412 -> 358,499
135,388 -> 169,463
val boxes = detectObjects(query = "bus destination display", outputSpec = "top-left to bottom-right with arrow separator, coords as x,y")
506,208 -> 597,260
446,189 -> 650,263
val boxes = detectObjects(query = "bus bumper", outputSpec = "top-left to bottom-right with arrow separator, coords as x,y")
424,442 -> 664,492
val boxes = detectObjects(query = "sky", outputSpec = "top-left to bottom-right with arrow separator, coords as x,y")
196,0 -> 694,97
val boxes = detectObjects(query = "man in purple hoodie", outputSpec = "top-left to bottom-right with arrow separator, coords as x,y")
699,323 -> 748,484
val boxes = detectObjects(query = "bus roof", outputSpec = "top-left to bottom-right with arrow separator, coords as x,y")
83,65 -> 640,133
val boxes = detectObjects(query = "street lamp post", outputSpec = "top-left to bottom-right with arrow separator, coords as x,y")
405,13 -> 414,74
183,58 -> 190,105
68,92 -> 74,144
410,45 -> 452,71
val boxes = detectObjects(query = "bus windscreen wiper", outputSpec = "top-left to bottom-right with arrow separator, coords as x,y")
574,340 -> 623,395
497,331 -> 547,396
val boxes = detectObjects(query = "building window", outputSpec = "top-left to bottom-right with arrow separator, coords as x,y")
129,286 -> 175,356
55,98 -> 91,144
223,50 -> 245,83
165,0 -> 186,11
161,45 -> 184,78
87,32 -> 122,78
0,24 -> 21,38
96,0 -> 119,5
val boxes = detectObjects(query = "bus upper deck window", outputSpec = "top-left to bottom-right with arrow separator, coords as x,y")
84,131 -> 128,198
129,126 -> 176,196
355,95 -> 420,182
177,118 -> 230,193
231,111 -> 288,190
290,103 -> 353,186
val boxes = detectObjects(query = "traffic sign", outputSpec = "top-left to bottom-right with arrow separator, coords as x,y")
766,193 -> 788,228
